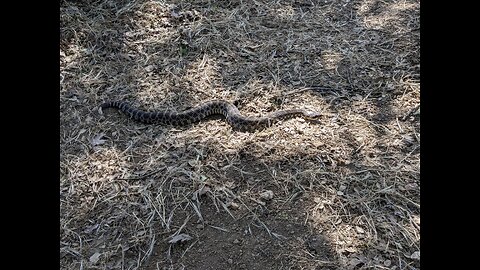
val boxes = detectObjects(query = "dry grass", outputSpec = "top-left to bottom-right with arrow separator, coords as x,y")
60,0 -> 420,269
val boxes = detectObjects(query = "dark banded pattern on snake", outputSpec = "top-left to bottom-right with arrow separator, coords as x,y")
100,100 -> 320,132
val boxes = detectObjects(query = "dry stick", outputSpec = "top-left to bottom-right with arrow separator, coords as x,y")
181,239 -> 199,258
208,225 -> 230,232
218,198 -> 236,219
140,228 -> 156,265
189,200 -> 204,223
117,166 -> 167,181
164,215 -> 191,241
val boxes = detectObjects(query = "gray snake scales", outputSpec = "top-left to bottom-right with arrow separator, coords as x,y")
100,100 -> 320,132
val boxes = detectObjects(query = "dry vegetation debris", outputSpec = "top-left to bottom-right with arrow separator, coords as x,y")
60,0 -> 420,269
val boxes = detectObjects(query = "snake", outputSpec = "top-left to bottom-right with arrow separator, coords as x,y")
100,100 -> 321,132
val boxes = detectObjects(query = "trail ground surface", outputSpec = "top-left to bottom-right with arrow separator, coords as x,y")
60,0 -> 420,269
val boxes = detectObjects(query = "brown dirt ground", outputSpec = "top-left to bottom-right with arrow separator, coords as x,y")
60,0 -> 420,269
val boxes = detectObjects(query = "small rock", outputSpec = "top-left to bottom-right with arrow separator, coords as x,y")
409,251 -> 420,260
355,226 -> 365,234
227,258 -> 233,264
353,94 -> 363,101
89,252 -> 101,264
233,239 -> 241,245
260,190 -> 274,200
384,259 -> 391,267
145,65 -> 155,72
227,202 -> 240,210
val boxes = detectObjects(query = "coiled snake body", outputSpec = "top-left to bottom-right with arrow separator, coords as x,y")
100,100 -> 320,132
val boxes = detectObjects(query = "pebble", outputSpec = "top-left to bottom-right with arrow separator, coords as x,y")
260,190 -> 274,200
